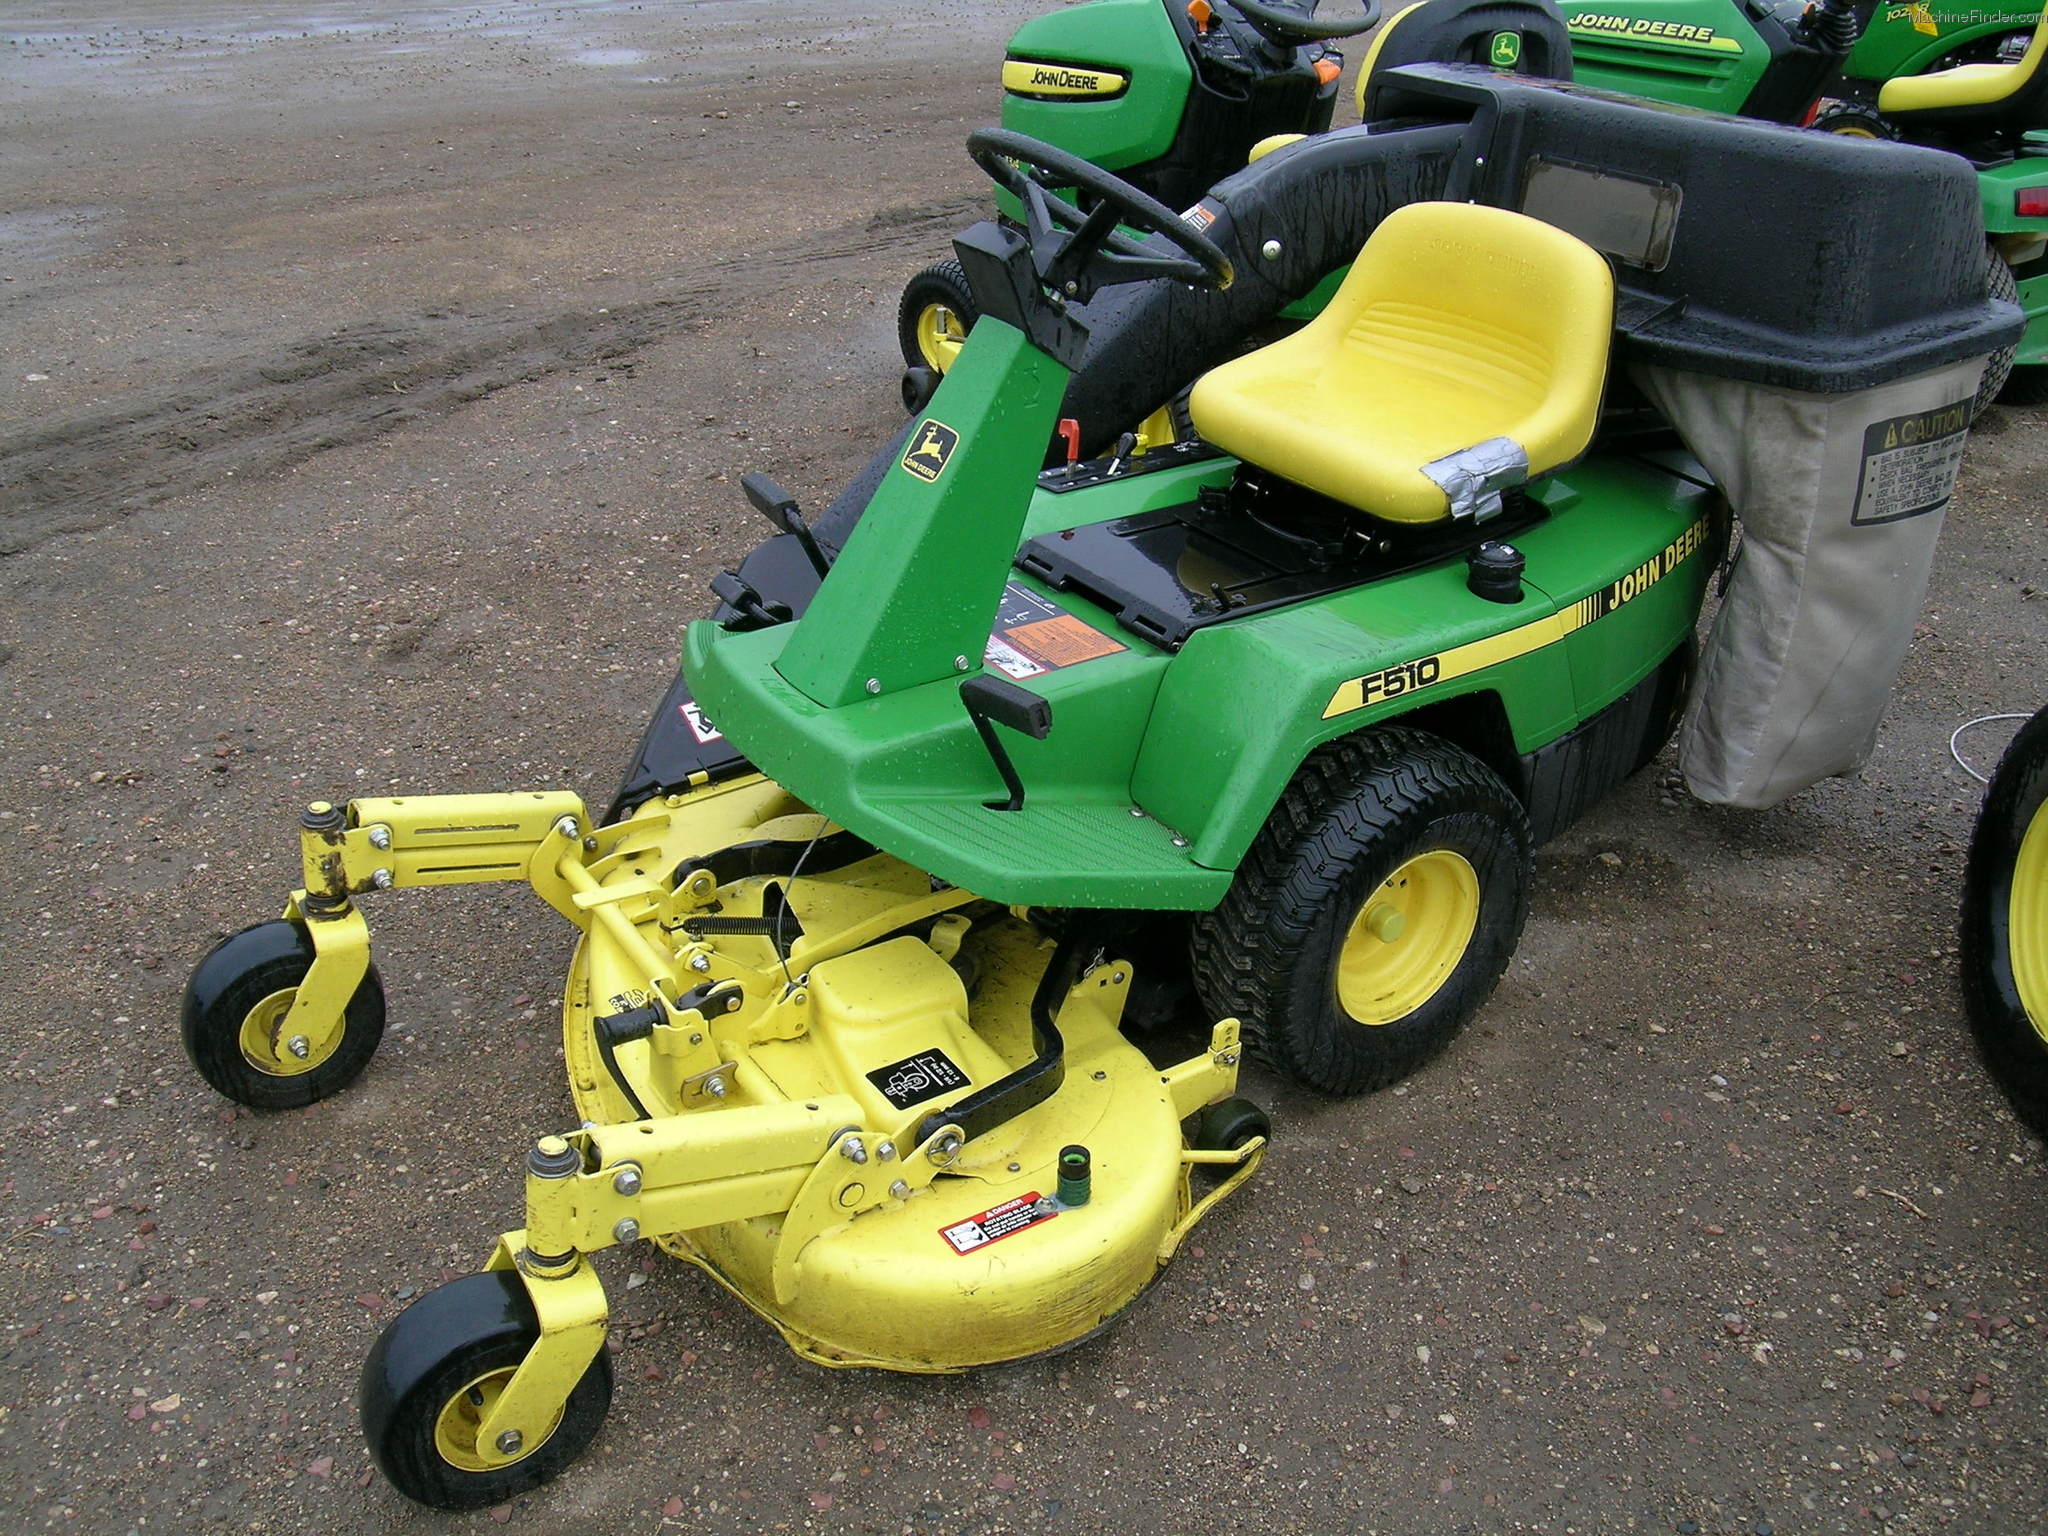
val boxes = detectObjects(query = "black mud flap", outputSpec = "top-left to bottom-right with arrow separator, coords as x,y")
604,667 -> 752,825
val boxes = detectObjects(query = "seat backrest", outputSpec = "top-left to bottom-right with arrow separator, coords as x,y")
1187,201 -> 1613,523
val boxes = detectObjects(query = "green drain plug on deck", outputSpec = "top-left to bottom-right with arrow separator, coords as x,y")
1057,1145 -> 1091,1207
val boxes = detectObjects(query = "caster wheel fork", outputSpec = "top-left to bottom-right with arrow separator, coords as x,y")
361,1267 -> 613,1510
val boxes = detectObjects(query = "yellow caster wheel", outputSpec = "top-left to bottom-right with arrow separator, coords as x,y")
1192,727 -> 1530,1095
897,259 -> 977,375
181,920 -> 384,1110
361,1271 -> 612,1511
1963,707 -> 2048,1140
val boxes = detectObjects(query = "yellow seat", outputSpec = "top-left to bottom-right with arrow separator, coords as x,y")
1879,9 -> 2048,127
1188,201 -> 1613,525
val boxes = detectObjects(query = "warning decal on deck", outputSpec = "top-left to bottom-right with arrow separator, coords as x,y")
983,582 -> 1126,680
866,1047 -> 971,1110
1852,398 -> 1971,526
940,1192 -> 1059,1255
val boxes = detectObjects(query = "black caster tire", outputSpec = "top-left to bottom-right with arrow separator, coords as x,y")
1192,728 -> 1531,1096
361,1270 -> 613,1511
1961,707 -> 2048,1141
181,919 -> 385,1110
897,259 -> 977,375
1192,1097 -> 1271,1152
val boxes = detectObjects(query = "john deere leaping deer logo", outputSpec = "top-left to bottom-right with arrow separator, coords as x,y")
1489,30 -> 1523,67
901,418 -> 961,483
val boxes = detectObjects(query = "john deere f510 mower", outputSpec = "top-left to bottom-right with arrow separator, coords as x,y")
183,65 -> 2014,1509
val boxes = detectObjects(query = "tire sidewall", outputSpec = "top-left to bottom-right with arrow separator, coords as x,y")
1962,708 -> 2048,1134
362,1270 -> 612,1511
182,920 -> 384,1110
1295,800 -> 1526,1071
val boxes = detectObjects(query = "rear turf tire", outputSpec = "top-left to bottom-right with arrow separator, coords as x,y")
1977,249 -> 2019,417
1961,707 -> 2048,1140
1192,728 -> 1531,1095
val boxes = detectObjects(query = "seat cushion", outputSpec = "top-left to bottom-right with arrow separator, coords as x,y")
1188,201 -> 1613,523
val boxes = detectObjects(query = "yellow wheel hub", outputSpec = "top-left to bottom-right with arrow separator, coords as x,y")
1337,850 -> 1480,1025
2015,798 -> 2048,1041
433,1367 -> 560,1472
237,987 -> 328,1077
914,303 -> 969,373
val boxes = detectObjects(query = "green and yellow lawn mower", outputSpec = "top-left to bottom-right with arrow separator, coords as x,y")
182,64 -> 2013,1510
1963,706 -> 2048,1138
897,0 -> 1377,397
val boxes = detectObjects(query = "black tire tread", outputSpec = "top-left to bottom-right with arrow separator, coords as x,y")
1191,727 -> 1530,1095
1961,706 -> 2048,1140
1978,249 -> 2020,418
362,1270 -> 613,1510
896,259 -> 977,373
181,920 -> 385,1111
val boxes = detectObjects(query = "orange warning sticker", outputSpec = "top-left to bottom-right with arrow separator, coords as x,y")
1004,615 -> 1124,669
983,582 -> 1127,679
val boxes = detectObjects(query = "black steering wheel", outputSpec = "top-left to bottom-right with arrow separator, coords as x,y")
967,128 -> 1234,304
1231,0 -> 1382,44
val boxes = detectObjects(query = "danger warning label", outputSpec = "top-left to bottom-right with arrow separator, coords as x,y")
983,582 -> 1125,680
1852,398 -> 1971,526
939,1191 -> 1059,1255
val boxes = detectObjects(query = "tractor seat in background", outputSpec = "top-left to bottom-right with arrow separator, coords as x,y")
1878,8 -> 2048,136
1187,200 -> 1614,525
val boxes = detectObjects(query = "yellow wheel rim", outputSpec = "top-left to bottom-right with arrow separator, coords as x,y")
914,303 -> 969,373
1830,124 -> 1880,138
2015,797 -> 2048,1041
432,1367 -> 561,1472
1337,850 -> 1480,1025
237,987 -> 328,1077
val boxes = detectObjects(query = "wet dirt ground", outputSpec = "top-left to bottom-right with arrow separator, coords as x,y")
2,4 -> 2046,1533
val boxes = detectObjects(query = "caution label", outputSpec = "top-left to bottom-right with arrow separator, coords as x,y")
940,1191 -> 1059,1255
983,582 -> 1125,679
1852,397 -> 1970,525
866,1047 -> 970,1111
679,700 -> 722,745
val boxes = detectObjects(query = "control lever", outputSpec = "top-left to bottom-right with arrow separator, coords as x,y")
960,673 -> 1053,812
741,471 -> 831,579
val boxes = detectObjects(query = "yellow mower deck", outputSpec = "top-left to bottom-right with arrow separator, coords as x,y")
264,776 -> 1261,1488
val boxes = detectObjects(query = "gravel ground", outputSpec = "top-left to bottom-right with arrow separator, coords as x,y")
1,4 -> 2045,1533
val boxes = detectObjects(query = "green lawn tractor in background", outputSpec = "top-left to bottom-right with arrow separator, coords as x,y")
896,0 -> 1380,401
182,64 -> 2013,1509
897,0 -> 2048,409
1551,0 -> 2048,403
1963,706 -> 2048,1139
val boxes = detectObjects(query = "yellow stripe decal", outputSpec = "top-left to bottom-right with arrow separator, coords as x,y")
1321,517 -> 1709,721
1001,59 -> 1129,98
